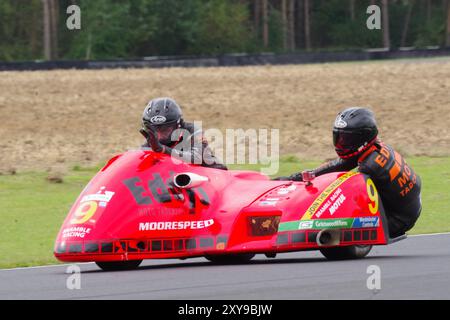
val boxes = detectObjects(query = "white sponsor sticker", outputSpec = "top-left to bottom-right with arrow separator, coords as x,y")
277,184 -> 297,195
150,115 -> 167,124
315,200 -> 331,218
329,193 -> 346,215
315,188 -> 343,218
259,200 -> 278,206
139,219 -> 214,231
80,186 -> 115,204
334,117 -> 347,128
298,221 -> 314,230
81,191 -> 115,203
62,227 -> 91,238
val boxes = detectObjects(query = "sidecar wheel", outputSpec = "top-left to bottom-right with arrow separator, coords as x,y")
205,253 -> 255,264
320,245 -> 372,260
95,260 -> 143,271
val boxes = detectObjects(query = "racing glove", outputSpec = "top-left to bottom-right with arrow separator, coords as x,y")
140,126 -> 203,162
288,172 -> 303,181
140,127 -> 164,153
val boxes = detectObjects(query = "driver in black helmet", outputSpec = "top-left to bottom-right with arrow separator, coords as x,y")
275,107 -> 422,238
140,97 -> 227,170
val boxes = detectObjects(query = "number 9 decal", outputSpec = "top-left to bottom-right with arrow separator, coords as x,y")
70,201 -> 98,224
366,178 -> 379,214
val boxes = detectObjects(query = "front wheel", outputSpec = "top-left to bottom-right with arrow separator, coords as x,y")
205,253 -> 255,264
320,245 -> 372,260
95,260 -> 142,271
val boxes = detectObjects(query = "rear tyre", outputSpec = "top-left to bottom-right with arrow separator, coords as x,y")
205,253 -> 255,264
95,260 -> 142,271
320,245 -> 372,260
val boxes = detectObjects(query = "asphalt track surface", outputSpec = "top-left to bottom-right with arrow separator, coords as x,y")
1,233 -> 449,300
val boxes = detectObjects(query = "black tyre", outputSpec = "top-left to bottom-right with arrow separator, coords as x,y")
320,245 -> 372,260
205,253 -> 255,264
95,260 -> 142,271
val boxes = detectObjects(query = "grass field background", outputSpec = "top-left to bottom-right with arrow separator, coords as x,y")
1,58 -> 450,174
0,156 -> 449,269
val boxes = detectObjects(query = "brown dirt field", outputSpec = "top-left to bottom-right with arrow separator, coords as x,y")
0,59 -> 449,173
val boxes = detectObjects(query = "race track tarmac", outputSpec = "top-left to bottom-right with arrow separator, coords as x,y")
1,233 -> 449,300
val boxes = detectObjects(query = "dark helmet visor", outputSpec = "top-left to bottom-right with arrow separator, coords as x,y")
333,129 -> 367,150
144,121 -> 179,144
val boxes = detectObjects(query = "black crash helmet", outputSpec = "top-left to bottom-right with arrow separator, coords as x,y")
332,107 -> 378,158
142,97 -> 183,145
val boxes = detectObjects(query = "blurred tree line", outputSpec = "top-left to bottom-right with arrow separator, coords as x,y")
0,0 -> 449,61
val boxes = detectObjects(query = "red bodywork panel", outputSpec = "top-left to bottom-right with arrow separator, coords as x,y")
54,150 -> 389,262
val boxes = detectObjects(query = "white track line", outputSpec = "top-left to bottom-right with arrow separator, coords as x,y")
0,262 -> 94,271
408,231 -> 450,237
1,232 -> 450,271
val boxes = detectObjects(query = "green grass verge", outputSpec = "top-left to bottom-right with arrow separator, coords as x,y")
0,156 -> 449,269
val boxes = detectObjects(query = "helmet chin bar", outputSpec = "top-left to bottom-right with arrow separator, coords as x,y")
336,137 -> 377,159
160,131 -> 184,146
153,122 -> 181,145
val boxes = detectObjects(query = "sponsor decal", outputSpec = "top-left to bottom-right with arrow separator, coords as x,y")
352,217 -> 380,228
150,115 -> 167,124
139,219 -> 214,231
123,174 -> 209,207
315,188 -> 344,218
334,117 -> 347,128
330,188 -> 342,202
259,200 -> 278,206
279,216 -> 380,232
70,200 -> 98,224
315,201 -> 331,219
298,221 -> 314,229
301,172 -> 357,220
277,220 -> 300,232
70,186 -> 114,225
313,218 -> 353,229
80,187 -> 115,203
277,184 -> 297,195
329,194 -> 346,215
137,206 -> 185,217
62,227 -> 91,238
366,178 -> 379,214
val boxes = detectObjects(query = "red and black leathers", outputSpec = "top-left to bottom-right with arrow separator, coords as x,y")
312,140 -> 422,237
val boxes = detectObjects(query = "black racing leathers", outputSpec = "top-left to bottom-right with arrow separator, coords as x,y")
312,141 -> 422,237
142,121 -> 227,170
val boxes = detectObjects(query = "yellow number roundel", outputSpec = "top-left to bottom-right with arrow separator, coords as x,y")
366,178 -> 379,214
70,201 -> 98,224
